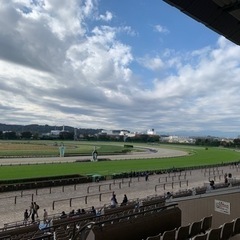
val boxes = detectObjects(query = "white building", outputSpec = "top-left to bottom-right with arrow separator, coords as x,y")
147,129 -> 156,135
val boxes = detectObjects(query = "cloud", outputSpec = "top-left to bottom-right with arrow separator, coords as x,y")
99,11 -> 112,21
137,55 -> 165,71
154,24 -> 169,34
1,1 -> 240,137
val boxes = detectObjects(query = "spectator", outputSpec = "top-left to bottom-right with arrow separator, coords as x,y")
34,202 -> 39,218
69,209 -> 75,217
30,202 -> 36,223
91,206 -> 96,215
145,172 -> 149,181
224,173 -> 228,184
121,194 -> 128,206
43,209 -> 48,223
166,192 -> 172,199
24,209 -> 29,223
111,192 -> 118,208
76,209 -> 81,215
29,202 -> 34,215
209,180 -> 215,189
60,211 -> 67,219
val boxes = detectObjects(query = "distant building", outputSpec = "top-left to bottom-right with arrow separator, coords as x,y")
50,130 -> 61,136
160,135 -> 195,144
147,129 -> 156,135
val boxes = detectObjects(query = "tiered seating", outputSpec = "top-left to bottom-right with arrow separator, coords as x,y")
144,216 -> 240,240
0,224 -> 44,240
79,204 -> 181,240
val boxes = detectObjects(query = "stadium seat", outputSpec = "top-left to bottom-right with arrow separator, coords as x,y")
192,233 -> 208,240
233,217 -> 240,235
206,227 -> 222,240
220,220 -> 234,240
175,224 -> 190,240
189,220 -> 203,238
201,215 -> 212,233
160,228 -> 177,240
146,233 -> 161,240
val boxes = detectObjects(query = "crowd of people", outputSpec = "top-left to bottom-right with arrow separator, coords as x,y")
24,201 -> 41,223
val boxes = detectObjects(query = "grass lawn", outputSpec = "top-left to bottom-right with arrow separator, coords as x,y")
0,142 -> 239,180
0,140 -> 130,157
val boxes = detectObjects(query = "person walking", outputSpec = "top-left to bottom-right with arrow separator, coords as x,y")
30,202 -> 36,223
24,209 -> 29,224
34,202 -> 39,218
111,192 -> 118,208
43,209 -> 48,223
145,172 -> 149,181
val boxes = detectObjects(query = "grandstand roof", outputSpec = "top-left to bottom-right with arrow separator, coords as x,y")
163,0 -> 240,46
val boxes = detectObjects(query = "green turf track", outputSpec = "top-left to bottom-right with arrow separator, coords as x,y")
0,145 -> 240,180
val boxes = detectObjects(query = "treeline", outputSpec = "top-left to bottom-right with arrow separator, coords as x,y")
0,123 -> 103,140
0,130 -> 160,143
195,137 -> 240,148
0,131 -> 75,140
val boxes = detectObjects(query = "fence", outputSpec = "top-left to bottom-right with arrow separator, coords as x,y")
52,191 -> 113,210
155,180 -> 189,191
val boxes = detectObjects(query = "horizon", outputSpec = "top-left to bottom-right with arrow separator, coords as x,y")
1,1 -> 240,138
0,122 -> 237,139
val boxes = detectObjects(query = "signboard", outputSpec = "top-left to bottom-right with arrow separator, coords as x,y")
59,144 -> 65,157
215,199 -> 230,215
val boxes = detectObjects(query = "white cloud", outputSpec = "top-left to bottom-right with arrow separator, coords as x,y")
1,1 -> 240,137
99,11 -> 112,21
154,24 -> 169,34
138,55 -> 165,71
82,0 -> 96,17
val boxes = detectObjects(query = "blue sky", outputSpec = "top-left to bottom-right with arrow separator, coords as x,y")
0,0 -> 240,138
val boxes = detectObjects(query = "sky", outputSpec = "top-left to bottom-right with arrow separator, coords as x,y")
1,0 -> 240,138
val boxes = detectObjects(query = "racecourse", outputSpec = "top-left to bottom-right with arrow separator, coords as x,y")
0,146 -> 187,165
0,146 -> 240,229
0,146 -> 188,227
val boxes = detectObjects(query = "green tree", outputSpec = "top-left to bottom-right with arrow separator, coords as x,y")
3,131 -> 17,140
21,131 -> 32,139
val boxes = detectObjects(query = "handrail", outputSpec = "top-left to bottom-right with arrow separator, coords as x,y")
0,193 -> 34,205
159,175 -> 187,183
155,180 -> 188,191
52,191 -> 112,210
